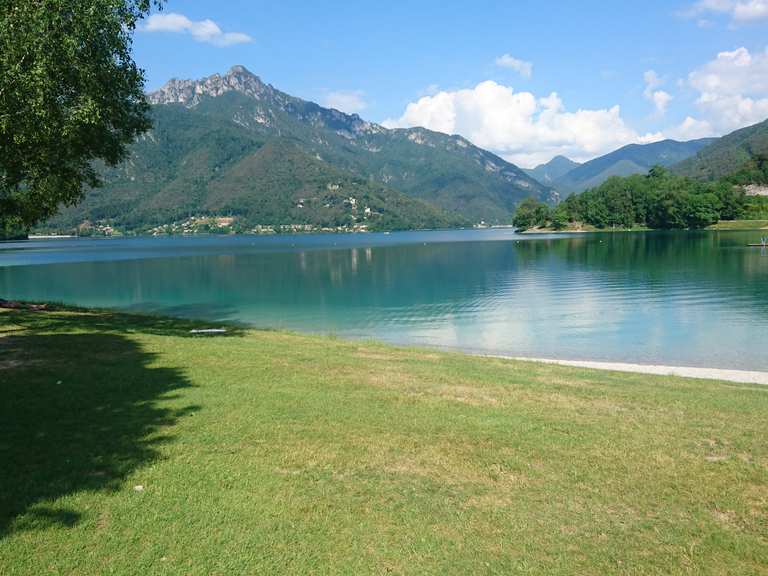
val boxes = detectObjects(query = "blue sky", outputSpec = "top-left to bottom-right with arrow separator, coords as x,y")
133,0 -> 768,166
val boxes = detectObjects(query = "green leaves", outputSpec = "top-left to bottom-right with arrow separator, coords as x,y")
512,197 -> 550,231
554,166 -> 746,230
0,1 -> 163,233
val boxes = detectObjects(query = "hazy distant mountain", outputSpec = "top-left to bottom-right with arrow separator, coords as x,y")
47,66 -> 553,231
553,138 -> 716,194
673,118 -> 768,181
524,156 -> 581,185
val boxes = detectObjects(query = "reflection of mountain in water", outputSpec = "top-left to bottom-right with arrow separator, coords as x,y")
1,231 -> 766,369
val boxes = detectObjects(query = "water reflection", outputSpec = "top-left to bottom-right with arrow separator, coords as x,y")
1,230 -> 766,370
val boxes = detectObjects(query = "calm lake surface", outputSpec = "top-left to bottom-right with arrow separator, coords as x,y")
1,229 -> 767,370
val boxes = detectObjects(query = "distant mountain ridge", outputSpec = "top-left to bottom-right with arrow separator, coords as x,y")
673,118 -> 768,181
547,138 -> 716,194
523,156 -> 581,185
42,65 -> 555,233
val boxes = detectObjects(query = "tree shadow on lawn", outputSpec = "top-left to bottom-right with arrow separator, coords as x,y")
3,305 -> 249,338
0,316 -> 209,539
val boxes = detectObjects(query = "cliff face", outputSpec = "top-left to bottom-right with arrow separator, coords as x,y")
148,66 -> 273,106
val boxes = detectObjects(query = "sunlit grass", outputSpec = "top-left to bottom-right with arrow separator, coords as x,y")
1,308 -> 767,574
708,219 -> 768,230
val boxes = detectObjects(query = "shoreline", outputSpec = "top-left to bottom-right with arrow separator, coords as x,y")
20,221 -> 768,242
522,220 -> 768,234
495,355 -> 768,385
3,302 -> 766,385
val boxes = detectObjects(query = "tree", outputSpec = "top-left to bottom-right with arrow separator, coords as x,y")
0,0 -> 162,236
550,203 -> 569,230
513,197 -> 550,230
713,182 -> 745,221
684,192 -> 720,228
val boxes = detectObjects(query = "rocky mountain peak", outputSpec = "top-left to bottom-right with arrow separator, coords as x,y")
227,64 -> 252,76
147,65 -> 270,106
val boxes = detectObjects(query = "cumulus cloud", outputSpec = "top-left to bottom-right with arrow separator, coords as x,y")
684,0 -> 768,22
672,47 -> 768,138
143,13 -> 253,47
322,90 -> 368,114
382,81 -> 661,167
643,70 -> 673,115
419,84 -> 441,97
659,46 -> 768,140
495,54 -> 533,78
665,116 -> 715,140
382,46 -> 768,166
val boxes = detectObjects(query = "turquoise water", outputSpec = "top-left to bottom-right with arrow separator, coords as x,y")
1,229 -> 767,370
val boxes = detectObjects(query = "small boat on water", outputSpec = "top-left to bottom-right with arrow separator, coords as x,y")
748,237 -> 767,247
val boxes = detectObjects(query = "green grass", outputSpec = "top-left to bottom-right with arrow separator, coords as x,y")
1,308 -> 767,575
707,219 -> 768,230
525,223 -> 651,233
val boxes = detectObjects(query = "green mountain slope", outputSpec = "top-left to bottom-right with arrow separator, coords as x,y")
554,138 -> 715,194
46,66 -> 552,232
673,118 -> 768,181
203,139 -> 463,230
524,156 -> 580,185
48,104 -> 462,232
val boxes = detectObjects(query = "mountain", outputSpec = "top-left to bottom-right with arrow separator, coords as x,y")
553,138 -> 716,195
524,156 -> 580,185
673,118 -> 768,181
45,66 -> 552,232
49,106 -> 460,233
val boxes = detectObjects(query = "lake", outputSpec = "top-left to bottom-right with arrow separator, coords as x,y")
1,229 -> 767,370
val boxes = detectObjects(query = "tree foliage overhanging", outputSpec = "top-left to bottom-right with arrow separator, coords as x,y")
513,162 -> 768,231
0,0 -> 162,237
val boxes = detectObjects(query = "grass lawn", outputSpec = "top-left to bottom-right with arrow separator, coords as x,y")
1,308 -> 767,575
707,219 -> 768,230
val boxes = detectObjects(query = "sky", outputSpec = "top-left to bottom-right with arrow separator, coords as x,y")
133,0 -> 768,168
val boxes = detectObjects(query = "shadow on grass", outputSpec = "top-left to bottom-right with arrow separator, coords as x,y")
0,310 -> 213,539
2,306 -> 249,338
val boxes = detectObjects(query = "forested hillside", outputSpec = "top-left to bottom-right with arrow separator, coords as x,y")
551,139 -> 714,195
43,66 -> 552,233
514,167 -> 759,231
674,118 -> 768,182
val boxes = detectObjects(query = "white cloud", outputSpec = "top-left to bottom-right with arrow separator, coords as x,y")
661,46 -> 768,139
380,47 -> 768,166
665,116 -> 715,140
143,13 -> 253,47
495,54 -> 533,78
684,0 -> 768,22
735,0 -> 768,20
322,90 -> 368,114
651,91 -> 673,114
689,47 -> 768,131
382,81 -> 660,167
689,47 -> 768,96
643,70 -> 673,115
419,84 -> 441,97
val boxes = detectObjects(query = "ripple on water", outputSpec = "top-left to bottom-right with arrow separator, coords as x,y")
1,230 -> 767,370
